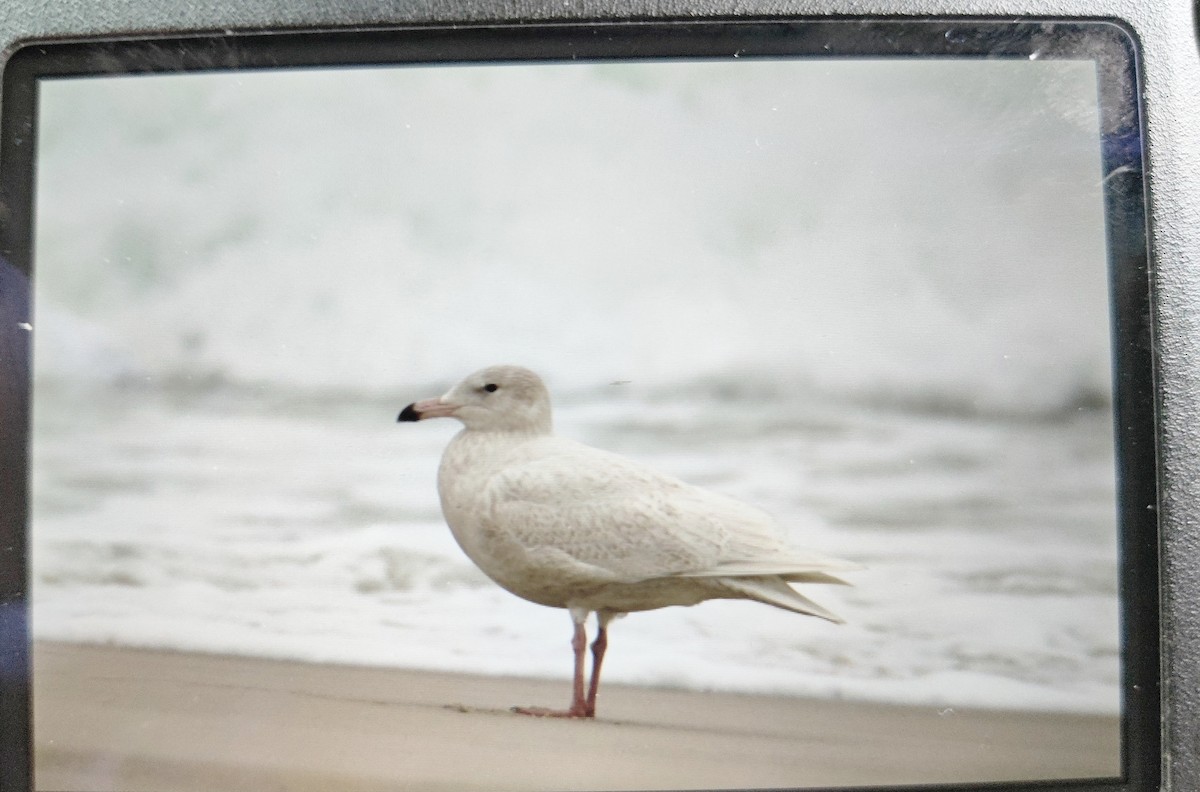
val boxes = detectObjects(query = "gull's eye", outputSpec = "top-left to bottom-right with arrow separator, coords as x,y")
483,383 -> 499,393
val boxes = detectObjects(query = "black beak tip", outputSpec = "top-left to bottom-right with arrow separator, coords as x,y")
397,403 -> 421,423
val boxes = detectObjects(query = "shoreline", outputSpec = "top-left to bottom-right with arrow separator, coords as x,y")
34,640 -> 1120,791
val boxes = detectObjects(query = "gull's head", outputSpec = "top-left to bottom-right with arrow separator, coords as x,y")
397,365 -> 553,434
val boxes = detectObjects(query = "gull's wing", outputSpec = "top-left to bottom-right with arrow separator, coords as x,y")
481,437 -> 852,585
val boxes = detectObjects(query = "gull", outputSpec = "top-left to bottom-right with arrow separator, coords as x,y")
398,364 -> 857,718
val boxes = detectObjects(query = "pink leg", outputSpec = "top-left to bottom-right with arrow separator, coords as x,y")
584,620 -> 608,717
512,614 -> 592,718
569,620 -> 588,713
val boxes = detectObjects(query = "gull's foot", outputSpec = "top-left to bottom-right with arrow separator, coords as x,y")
511,704 -> 594,718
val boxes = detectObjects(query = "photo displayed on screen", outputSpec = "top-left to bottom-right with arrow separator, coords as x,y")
14,31 -> 1143,790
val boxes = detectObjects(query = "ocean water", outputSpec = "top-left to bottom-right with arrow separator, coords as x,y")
30,381 -> 1119,713
27,57 -> 1120,714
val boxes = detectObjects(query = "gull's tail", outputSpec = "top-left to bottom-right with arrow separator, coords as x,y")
718,576 -> 846,624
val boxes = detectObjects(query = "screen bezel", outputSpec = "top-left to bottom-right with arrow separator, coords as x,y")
0,18 -> 1158,792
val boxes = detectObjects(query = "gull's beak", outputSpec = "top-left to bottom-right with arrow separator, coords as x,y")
398,397 -> 458,422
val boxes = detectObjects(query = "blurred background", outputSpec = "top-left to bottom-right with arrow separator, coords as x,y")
29,58 -> 1119,715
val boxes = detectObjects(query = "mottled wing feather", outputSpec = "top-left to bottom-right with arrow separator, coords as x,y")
484,474 -> 717,582
676,558 -> 863,578
480,438 -> 826,583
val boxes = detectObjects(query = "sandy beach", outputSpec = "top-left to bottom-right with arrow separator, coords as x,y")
32,641 -> 1119,792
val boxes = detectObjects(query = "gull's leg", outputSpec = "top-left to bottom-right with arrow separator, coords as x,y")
584,610 -> 613,717
512,607 -> 592,718
566,616 -> 588,713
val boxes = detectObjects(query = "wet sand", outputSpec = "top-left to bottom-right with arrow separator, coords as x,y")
33,641 -> 1120,791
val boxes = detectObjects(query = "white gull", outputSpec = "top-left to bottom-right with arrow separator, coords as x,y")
398,364 -> 858,718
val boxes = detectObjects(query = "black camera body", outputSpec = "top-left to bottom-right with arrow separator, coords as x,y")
1,2 -> 1197,791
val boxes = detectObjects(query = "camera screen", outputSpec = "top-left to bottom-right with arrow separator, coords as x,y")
8,22 -> 1151,792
